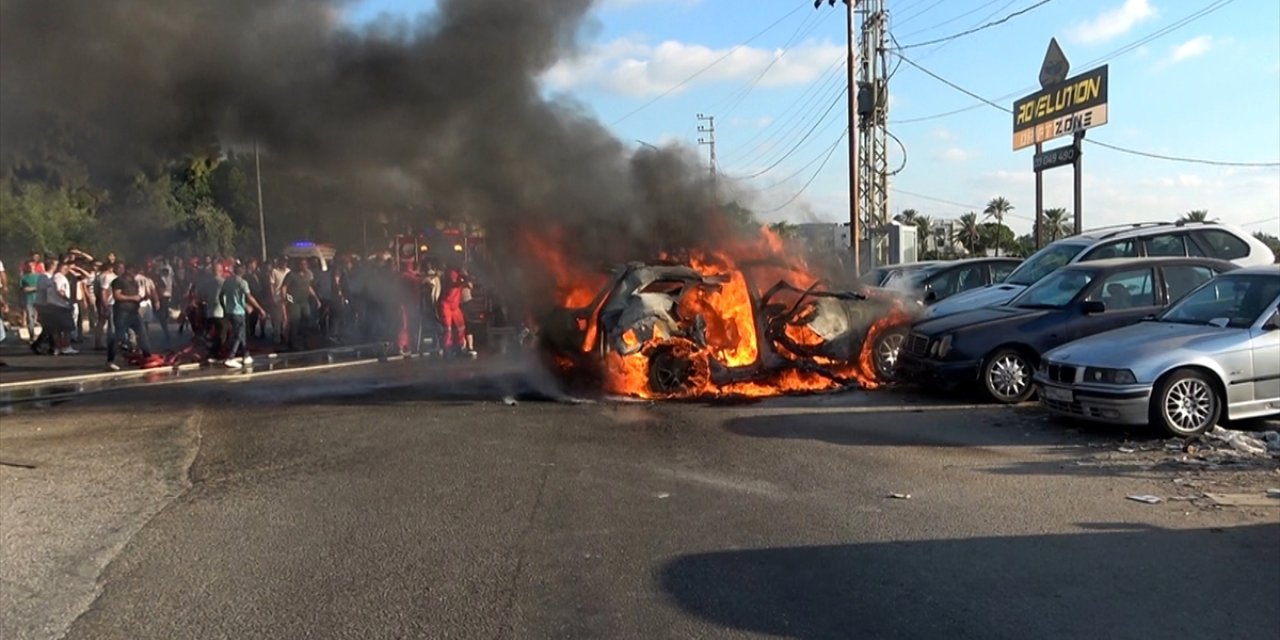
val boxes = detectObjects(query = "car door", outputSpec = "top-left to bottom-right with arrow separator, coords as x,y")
1065,267 -> 1160,345
1160,264 -> 1217,303
1247,296 -> 1280,409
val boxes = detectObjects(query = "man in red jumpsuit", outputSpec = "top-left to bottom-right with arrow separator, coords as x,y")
438,268 -> 467,355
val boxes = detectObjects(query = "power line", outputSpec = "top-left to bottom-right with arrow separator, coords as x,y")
895,0 -> 1056,50
722,58 -> 846,167
892,188 -> 1034,221
894,54 -> 1011,113
893,0 -> 949,29
895,0 -> 1005,40
1241,217 -> 1279,229
1084,140 -> 1280,168
716,8 -> 826,116
609,3 -> 807,126
727,86 -> 847,179
898,52 -> 1280,167
889,0 -> 1236,124
758,128 -> 847,214
737,126 -> 850,192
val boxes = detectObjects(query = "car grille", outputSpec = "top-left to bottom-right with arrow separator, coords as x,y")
1044,398 -> 1114,420
1045,363 -> 1077,384
906,333 -> 930,356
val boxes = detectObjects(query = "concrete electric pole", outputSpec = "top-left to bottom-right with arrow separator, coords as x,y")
816,0 -> 860,275
697,113 -> 717,200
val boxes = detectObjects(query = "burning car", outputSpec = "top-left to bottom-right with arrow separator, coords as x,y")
539,261 -> 912,398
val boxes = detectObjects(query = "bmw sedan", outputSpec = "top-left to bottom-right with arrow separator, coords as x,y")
898,257 -> 1237,403
1035,266 -> 1280,436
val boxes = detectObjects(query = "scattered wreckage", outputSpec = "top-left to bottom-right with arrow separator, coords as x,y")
539,262 -> 914,397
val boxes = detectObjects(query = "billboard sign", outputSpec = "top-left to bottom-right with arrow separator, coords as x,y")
1012,65 -> 1108,150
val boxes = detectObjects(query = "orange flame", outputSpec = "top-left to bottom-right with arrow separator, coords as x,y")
530,224 -> 910,399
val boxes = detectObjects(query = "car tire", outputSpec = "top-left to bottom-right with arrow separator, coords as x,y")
647,343 -> 708,396
981,348 -> 1035,404
1150,369 -> 1221,437
871,328 -> 907,383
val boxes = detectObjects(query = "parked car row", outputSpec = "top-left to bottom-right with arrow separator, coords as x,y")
881,221 -> 1279,436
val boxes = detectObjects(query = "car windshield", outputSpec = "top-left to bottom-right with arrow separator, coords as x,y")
1005,242 -> 1088,286
1159,274 -> 1280,328
1011,268 -> 1094,308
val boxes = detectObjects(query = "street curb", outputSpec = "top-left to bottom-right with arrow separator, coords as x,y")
0,343 -> 393,392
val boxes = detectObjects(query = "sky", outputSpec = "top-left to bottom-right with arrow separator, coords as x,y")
346,0 -> 1280,237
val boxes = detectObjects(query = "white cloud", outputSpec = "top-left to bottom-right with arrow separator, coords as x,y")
931,128 -> 956,141
543,38 -> 844,97
1066,0 -> 1156,44
936,147 -> 974,162
1157,35 -> 1213,68
728,116 -> 775,129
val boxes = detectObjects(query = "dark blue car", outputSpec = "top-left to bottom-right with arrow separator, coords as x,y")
898,257 -> 1237,403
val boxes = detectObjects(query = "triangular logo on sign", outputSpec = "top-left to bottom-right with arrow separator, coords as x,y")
1039,38 -> 1070,89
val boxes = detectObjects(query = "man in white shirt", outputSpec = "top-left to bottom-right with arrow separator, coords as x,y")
95,263 -> 119,349
33,260 -> 76,355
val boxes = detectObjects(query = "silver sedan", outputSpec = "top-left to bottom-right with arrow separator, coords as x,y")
1034,266 -> 1280,437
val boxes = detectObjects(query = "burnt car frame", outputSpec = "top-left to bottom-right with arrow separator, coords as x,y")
539,263 -> 907,396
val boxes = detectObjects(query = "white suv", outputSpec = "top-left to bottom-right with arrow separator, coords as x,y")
925,221 -> 1275,319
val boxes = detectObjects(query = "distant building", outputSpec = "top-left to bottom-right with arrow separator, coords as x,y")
929,218 -> 969,256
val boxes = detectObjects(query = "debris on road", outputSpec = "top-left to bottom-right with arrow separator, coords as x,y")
1203,426 -> 1280,458
1126,495 -> 1163,504
502,396 -> 518,406
1117,446 -> 1136,454
887,492 -> 911,500
1204,492 -> 1280,508
656,492 -> 671,499
1267,488 -> 1280,498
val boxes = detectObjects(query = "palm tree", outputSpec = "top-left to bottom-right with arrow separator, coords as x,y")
959,212 -> 981,255
913,214 -> 933,252
1043,207 -> 1071,242
983,197 -> 1014,256
898,209 -> 920,225
1180,209 -> 1210,223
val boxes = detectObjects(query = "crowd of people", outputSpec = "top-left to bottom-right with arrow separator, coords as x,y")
1,248 -> 493,371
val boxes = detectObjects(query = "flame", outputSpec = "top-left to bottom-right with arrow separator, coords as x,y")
529,223 -> 912,399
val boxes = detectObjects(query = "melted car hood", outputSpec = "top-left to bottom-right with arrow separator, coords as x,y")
1043,322 -> 1248,369
923,283 -> 1028,319
912,305 -> 1045,336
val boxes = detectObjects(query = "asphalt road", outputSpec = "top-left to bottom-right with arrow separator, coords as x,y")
2,359 -> 1277,640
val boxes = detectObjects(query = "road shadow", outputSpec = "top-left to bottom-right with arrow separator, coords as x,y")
722,406 -> 1077,449
658,523 -> 1280,640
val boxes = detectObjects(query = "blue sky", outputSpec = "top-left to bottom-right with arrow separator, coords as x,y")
347,0 -> 1280,236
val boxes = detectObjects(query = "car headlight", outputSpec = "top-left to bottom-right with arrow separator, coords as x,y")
1083,367 -> 1137,384
930,334 -> 953,359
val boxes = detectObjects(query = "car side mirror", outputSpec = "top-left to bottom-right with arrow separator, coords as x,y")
924,286 -> 937,303
1081,300 -> 1106,315
1265,310 -> 1280,331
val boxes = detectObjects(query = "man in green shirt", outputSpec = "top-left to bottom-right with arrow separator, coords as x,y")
219,263 -> 266,368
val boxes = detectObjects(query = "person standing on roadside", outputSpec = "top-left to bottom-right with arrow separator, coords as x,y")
282,260 -> 319,351
19,261 -> 40,341
219,263 -> 267,368
106,262 -> 151,371
269,257 -> 290,345
437,268 -> 467,357
95,260 -> 119,350
196,262 -> 227,360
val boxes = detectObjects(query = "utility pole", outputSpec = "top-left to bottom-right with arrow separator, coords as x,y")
254,142 -> 267,262
697,113 -> 717,201
816,0 -> 863,275
857,0 -> 890,270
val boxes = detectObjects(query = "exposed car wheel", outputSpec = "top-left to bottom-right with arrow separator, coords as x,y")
982,349 -> 1035,404
647,343 -> 708,396
872,328 -> 907,383
1151,369 -> 1221,437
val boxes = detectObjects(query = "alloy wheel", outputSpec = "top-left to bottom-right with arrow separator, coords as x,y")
874,331 -> 906,381
1162,378 -> 1215,435
988,353 -> 1030,402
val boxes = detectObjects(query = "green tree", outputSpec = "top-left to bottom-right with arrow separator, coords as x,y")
1180,209 -> 1210,223
983,197 -> 1014,256
1254,232 -> 1280,263
720,200 -> 759,233
959,212 -> 981,255
979,222 -> 1016,256
911,214 -> 933,252
0,175 -> 98,258
1042,207 -> 1072,242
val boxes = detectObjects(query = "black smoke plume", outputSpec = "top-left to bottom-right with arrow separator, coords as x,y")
0,0 -> 743,306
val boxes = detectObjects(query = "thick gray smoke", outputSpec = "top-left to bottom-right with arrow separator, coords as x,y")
0,0 -> 739,303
